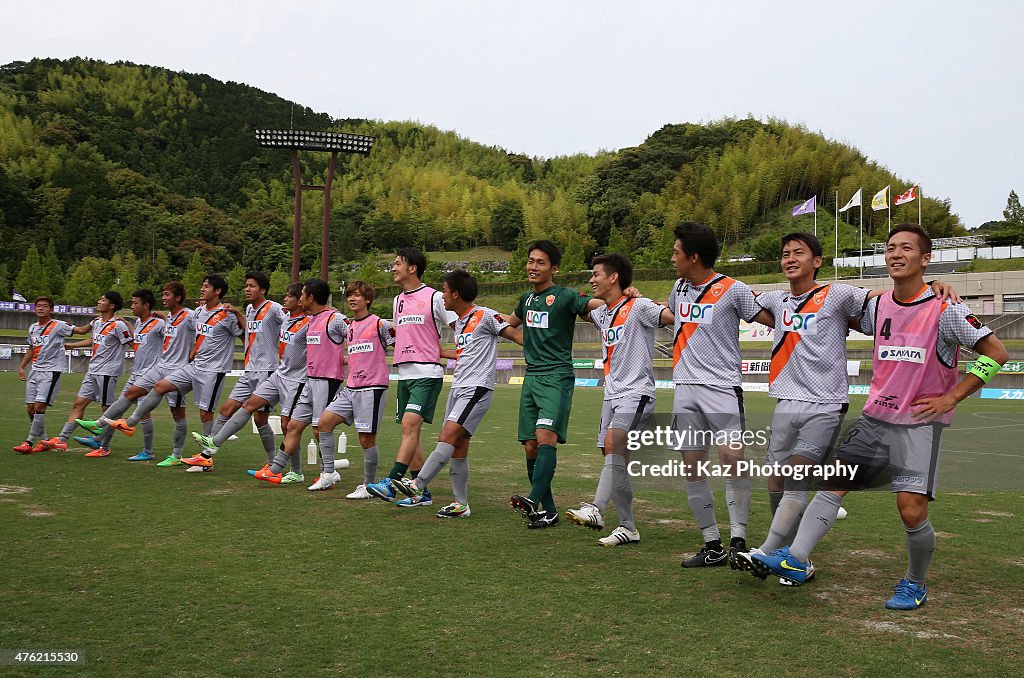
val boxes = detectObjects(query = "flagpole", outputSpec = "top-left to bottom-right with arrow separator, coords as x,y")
859,201 -> 864,280
814,200 -> 817,237
834,190 -> 839,280
888,185 -> 891,233
918,185 -> 922,226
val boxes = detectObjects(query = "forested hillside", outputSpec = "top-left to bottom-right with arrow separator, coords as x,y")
0,57 -> 963,304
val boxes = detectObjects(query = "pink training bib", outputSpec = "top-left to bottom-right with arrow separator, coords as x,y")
305,309 -> 346,380
347,314 -> 389,388
393,286 -> 441,366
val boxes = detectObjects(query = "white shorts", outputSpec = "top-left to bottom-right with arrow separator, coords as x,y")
252,372 -> 307,419
597,394 -> 656,448
25,369 -> 62,406
443,386 -> 493,437
832,415 -> 945,499
227,371 -> 274,412
165,364 -> 229,413
326,387 -> 388,433
291,377 -> 344,426
77,373 -> 120,407
765,400 -> 848,465
670,384 -> 745,451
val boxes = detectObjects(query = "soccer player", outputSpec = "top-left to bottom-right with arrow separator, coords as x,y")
566,254 -> 673,545
365,248 -> 455,501
253,279 -> 348,490
14,297 -> 83,453
212,272 -> 286,465
77,282 -> 194,466
666,223 -> 761,567
308,281 -> 394,500
105,275 -> 243,472
389,269 -> 522,517
752,224 -> 1008,610
191,282 -> 307,483
43,292 -> 133,452
506,240 -> 607,529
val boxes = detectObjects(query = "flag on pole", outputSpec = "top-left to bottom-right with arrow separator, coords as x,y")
792,196 -> 816,217
12,289 -> 27,302
895,185 -> 919,206
871,186 -> 889,211
839,189 -> 862,213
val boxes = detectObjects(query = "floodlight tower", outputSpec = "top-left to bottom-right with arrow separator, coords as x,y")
254,129 -> 375,282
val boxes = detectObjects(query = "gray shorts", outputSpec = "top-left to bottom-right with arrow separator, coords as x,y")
443,386 -> 493,437
597,394 -> 656,448
326,387 -> 388,433
291,377 -> 344,426
252,373 -> 306,419
77,373 -> 120,407
25,369 -> 62,406
671,384 -> 745,451
765,400 -> 848,465
125,364 -> 185,408
165,364 -> 229,413
227,371 -> 274,412
832,415 -> 945,499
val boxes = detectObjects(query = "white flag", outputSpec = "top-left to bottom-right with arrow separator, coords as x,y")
839,189 -> 862,213
12,290 -> 27,302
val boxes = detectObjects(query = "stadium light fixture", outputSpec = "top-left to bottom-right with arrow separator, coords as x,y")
255,128 -> 376,282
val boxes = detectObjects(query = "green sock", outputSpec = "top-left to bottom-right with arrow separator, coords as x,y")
388,461 -> 409,481
410,469 -> 419,480
528,445 -> 557,510
526,457 -> 536,482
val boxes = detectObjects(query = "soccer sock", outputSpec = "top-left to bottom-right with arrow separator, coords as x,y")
257,424 -> 276,464
57,421 -> 76,442
172,418 -> 187,458
363,446 -> 378,484
416,442 -> 455,490
526,457 -> 536,482
318,430 -> 336,474
288,443 -> 302,472
529,444 -> 557,511
213,408 -> 251,448
769,491 -> 784,517
101,396 -> 134,423
609,454 -> 635,531
28,413 -> 45,443
905,518 -> 935,586
450,457 -> 469,505
592,454 -> 616,512
789,491 -> 843,563
686,479 -> 720,543
725,477 -> 751,541
99,426 -> 115,449
760,490 -> 808,553
126,389 -> 163,426
211,413 -> 230,438
269,449 -> 291,475
202,419 -> 214,436
141,418 -> 154,452
387,461 -> 409,481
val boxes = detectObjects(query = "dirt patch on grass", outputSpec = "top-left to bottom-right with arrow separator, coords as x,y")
847,548 -> 894,560
975,510 -> 1014,517
0,485 -> 31,494
935,531 -> 958,539
200,488 -> 235,496
23,509 -> 55,517
971,518 -> 995,523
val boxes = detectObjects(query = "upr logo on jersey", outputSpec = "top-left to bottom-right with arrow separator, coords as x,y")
677,303 -> 714,324
197,323 -> 213,336
781,310 -> 818,335
525,310 -> 549,328
306,335 -> 321,345
878,347 -> 926,363
602,325 -> 624,347
247,320 -> 262,333
281,330 -> 296,344
348,341 -> 373,354
398,314 -> 425,325
455,333 -> 474,350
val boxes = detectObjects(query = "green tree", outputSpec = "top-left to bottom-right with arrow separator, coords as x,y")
225,263 -> 247,304
269,269 -> 291,299
561,239 -> 586,273
490,199 -> 525,249
43,239 -> 64,296
606,226 -> 629,258
1003,190 -> 1024,228
63,257 -> 114,305
14,244 -> 49,300
0,263 -> 11,301
112,251 -> 140,298
182,251 -> 206,303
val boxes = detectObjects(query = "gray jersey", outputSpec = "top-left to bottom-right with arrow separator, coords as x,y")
28,319 -> 74,370
277,313 -> 311,382
157,309 -> 195,370
192,305 -> 242,373
668,274 -> 759,386
451,305 -> 509,389
87,317 -> 133,376
244,300 -> 285,372
131,315 -> 165,376
591,296 -> 662,400
757,283 -> 869,404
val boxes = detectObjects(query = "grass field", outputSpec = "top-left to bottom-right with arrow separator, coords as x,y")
1,374 -> 1022,676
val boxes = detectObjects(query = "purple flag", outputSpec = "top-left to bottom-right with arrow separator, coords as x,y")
792,196 -> 816,217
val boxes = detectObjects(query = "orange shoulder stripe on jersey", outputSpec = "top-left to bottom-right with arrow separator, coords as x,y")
133,317 -> 160,352
279,315 -> 310,358
32,320 -> 57,362
456,309 -> 485,359
768,285 -> 832,384
672,276 -> 736,368
245,302 -> 274,367
604,297 -> 636,377
193,308 -> 230,353
163,310 -> 188,351
91,319 -> 120,361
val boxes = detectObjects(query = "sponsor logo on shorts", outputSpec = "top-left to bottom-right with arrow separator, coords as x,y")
878,346 -> 926,363
406,403 -> 423,412
398,315 -> 425,325
306,335 -> 321,345
602,325 -> 624,347
526,310 -> 549,328
536,418 -> 554,426
893,475 -> 925,487
781,310 -> 818,335
677,303 -> 714,324
348,341 -> 374,354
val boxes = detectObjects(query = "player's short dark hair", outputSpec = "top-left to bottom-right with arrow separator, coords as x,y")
245,271 -> 270,294
528,239 -> 562,267
34,296 -> 54,309
162,281 -> 186,304
302,279 -> 330,305
396,247 -> 427,279
203,275 -> 228,298
444,269 -> 479,302
888,223 -> 932,254
590,253 -> 634,290
346,280 -> 376,304
779,232 -> 823,278
284,282 -> 303,299
131,288 -> 156,309
102,290 -> 124,311
673,222 -> 720,269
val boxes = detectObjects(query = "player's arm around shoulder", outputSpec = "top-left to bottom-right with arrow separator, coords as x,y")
500,325 -> 524,346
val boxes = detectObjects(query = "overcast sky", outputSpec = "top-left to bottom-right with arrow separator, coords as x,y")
4,1 -> 1022,228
